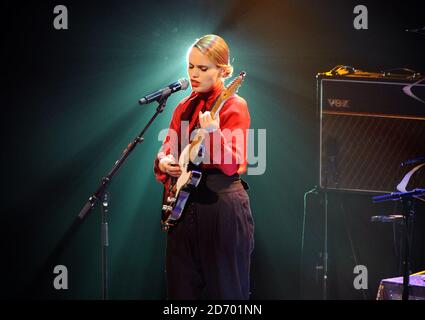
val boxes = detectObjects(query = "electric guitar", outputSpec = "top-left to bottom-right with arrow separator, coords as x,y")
160,71 -> 246,231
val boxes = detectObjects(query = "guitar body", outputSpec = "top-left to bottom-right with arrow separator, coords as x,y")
161,149 -> 203,231
161,170 -> 202,231
160,72 -> 246,231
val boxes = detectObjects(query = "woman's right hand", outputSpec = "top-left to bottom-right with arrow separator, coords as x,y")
159,154 -> 182,178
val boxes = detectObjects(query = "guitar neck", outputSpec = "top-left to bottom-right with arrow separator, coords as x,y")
210,95 -> 226,119
187,94 -> 226,150
188,72 -> 245,150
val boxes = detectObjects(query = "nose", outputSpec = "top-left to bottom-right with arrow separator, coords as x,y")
191,68 -> 199,78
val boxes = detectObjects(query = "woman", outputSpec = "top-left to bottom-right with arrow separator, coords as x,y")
154,34 -> 254,300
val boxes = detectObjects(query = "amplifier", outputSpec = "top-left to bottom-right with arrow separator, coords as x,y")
317,68 -> 425,193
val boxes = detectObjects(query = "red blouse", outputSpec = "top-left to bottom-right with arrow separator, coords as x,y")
153,81 -> 250,184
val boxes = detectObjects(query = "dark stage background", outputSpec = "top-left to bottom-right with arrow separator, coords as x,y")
2,0 -> 425,299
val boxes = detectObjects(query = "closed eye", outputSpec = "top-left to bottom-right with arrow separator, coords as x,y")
188,63 -> 209,72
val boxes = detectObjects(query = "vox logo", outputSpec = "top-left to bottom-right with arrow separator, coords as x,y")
327,99 -> 350,108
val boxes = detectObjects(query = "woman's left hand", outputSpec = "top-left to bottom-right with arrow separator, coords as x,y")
199,111 -> 220,133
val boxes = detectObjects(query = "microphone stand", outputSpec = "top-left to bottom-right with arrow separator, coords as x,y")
373,188 -> 425,300
77,95 -> 170,299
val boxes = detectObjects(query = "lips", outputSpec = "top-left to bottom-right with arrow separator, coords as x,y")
191,80 -> 200,87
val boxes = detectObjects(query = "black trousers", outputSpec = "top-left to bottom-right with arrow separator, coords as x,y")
165,173 -> 254,300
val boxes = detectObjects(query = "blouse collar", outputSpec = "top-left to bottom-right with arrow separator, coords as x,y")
189,80 -> 225,105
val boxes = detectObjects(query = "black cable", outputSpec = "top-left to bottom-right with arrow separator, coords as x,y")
299,187 -> 318,298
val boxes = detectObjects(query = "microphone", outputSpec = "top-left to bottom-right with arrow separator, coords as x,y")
139,78 -> 189,105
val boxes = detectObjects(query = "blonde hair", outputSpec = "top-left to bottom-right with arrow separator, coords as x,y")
192,34 -> 233,79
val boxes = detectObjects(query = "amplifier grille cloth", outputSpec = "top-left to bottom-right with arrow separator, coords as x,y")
321,114 -> 425,193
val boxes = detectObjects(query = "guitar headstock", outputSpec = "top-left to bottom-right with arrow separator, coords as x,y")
209,72 -> 247,117
221,71 -> 246,99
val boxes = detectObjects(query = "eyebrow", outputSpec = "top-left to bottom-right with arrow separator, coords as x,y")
188,62 -> 210,68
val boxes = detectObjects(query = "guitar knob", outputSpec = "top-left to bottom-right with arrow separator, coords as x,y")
167,197 -> 176,203
162,205 -> 173,211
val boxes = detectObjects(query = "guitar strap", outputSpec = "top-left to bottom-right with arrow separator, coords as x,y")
241,178 -> 250,190
186,94 -> 221,134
